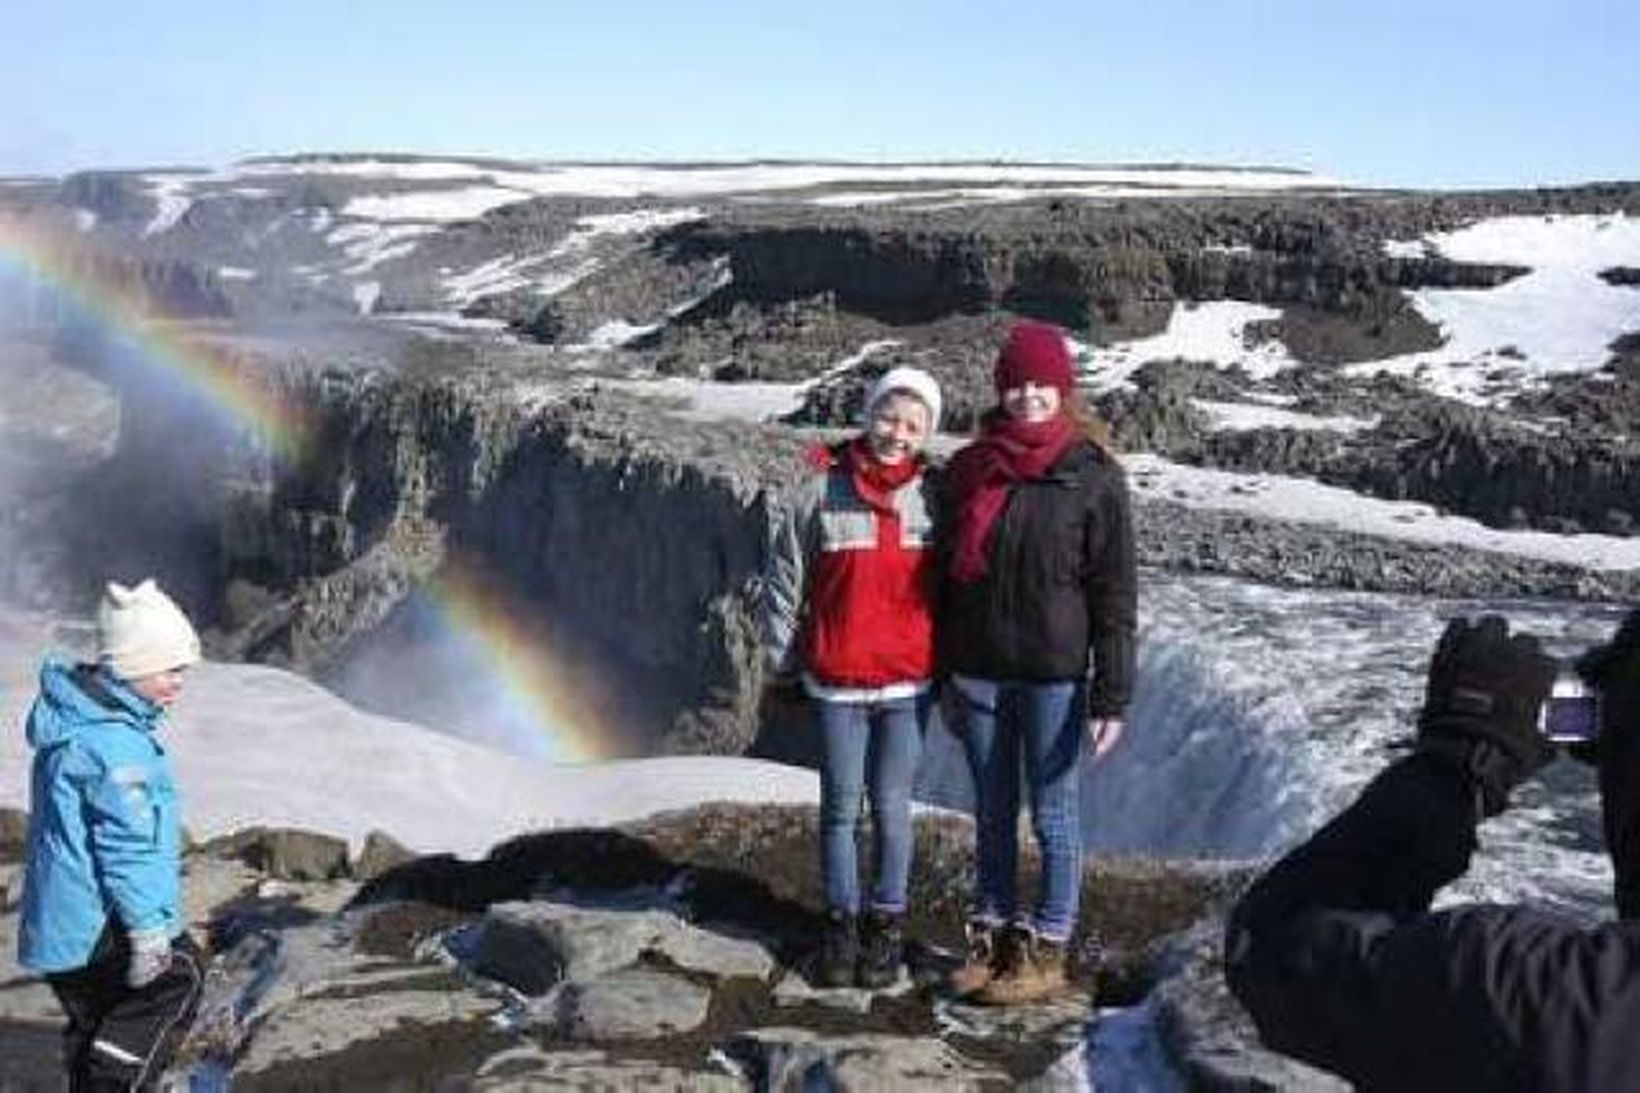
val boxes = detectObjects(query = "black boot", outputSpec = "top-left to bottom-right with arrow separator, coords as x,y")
815,909 -> 858,988
857,909 -> 904,989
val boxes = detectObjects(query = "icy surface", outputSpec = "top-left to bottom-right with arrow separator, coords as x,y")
1107,575 -> 1622,915
351,282 -> 380,315
1081,302 -> 1296,388
0,610 -> 816,859
1192,399 -> 1377,433
142,175 -> 198,236
1125,454 -> 1640,571
243,158 -> 1344,200
1358,214 -> 1640,403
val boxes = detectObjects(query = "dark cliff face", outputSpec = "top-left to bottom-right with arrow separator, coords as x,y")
648,186 -> 1639,361
190,369 -> 799,755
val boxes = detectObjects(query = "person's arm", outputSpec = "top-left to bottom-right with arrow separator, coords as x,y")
1225,617 -> 1562,1087
1084,461 -> 1136,719
759,473 -> 820,678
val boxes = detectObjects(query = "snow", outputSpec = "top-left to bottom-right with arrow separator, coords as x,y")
378,311 -> 513,334
1082,301 -> 1297,388
352,281 -> 380,315
573,207 -> 706,234
604,376 -> 811,422
1076,215 -> 1640,408
246,159 -> 1347,224
0,612 -> 817,859
72,209 -> 97,233
1355,215 -> 1640,404
582,320 -> 658,350
600,338 -> 903,423
1383,238 -> 1431,259
216,266 -> 258,281
341,186 -> 533,223
316,222 -> 439,277
242,157 -> 1344,199
1125,453 -> 1640,571
437,208 -> 699,308
143,175 -> 198,236
441,253 -> 558,305
1192,399 -> 1377,433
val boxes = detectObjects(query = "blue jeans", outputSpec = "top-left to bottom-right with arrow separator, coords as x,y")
816,694 -> 930,915
952,677 -> 1085,941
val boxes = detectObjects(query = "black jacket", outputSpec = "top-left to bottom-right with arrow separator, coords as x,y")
938,441 -> 1136,715
1226,753 -> 1640,1092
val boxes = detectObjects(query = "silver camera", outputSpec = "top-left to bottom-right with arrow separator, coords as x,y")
1539,672 -> 1600,744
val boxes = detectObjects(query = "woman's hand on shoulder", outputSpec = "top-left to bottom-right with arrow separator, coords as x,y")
1087,717 -> 1124,760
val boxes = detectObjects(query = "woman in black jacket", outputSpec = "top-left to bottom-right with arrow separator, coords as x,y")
940,319 -> 1137,1006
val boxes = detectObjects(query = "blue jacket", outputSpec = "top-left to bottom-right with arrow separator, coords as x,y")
18,658 -> 183,973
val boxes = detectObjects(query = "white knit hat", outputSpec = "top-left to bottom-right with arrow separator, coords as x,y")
97,579 -> 201,680
863,366 -> 942,432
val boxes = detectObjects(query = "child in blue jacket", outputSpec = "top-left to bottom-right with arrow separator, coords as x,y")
18,579 -> 204,1091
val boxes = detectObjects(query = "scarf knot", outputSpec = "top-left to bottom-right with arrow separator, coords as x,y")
947,415 -> 1078,582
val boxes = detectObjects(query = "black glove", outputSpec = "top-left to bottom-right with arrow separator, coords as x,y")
1416,615 -> 1557,817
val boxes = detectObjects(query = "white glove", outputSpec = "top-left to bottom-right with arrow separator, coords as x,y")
126,928 -> 172,989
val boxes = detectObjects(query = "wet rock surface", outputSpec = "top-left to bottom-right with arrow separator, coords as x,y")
0,803 -> 1278,1091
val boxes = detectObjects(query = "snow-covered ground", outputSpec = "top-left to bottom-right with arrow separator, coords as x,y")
1072,214 -> 1640,408
109,159 -> 1343,239
1079,301 -> 1297,388
1364,214 -> 1640,403
1191,398 -> 1377,434
0,609 -> 816,860
1125,454 -> 1640,571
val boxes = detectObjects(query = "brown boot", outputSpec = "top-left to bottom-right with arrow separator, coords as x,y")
975,928 -> 1068,1006
948,921 -> 1001,997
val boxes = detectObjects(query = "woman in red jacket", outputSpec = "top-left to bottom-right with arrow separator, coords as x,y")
762,366 -> 942,989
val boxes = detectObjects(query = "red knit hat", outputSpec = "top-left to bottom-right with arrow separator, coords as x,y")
994,320 -> 1076,394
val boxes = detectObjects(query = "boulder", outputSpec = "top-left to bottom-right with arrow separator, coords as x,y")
470,898 -> 776,996
0,808 -> 27,864
352,829 -> 415,882
203,827 -> 351,881
726,1027 -> 1011,1091
539,966 -> 713,1041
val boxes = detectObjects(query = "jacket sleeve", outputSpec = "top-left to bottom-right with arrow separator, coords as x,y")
1221,752 -> 1635,1089
1085,461 -> 1137,716
76,743 -> 170,934
759,475 -> 821,676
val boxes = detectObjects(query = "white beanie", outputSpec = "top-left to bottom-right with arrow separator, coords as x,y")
97,579 -> 201,680
863,366 -> 942,432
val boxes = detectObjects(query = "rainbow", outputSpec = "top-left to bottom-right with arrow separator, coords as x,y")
0,215 -> 308,459
427,558 -> 616,763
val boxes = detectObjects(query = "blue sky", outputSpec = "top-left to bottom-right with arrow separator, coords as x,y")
5,0 -> 1635,188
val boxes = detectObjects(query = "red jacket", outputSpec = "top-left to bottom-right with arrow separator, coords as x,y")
762,446 -> 937,688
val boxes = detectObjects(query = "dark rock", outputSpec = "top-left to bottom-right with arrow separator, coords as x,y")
1599,266 -> 1640,287
203,826 -> 352,881
544,967 -> 713,1040
0,808 -> 26,864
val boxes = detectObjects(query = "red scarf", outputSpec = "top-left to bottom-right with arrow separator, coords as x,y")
947,414 -> 1077,582
842,436 -> 920,513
